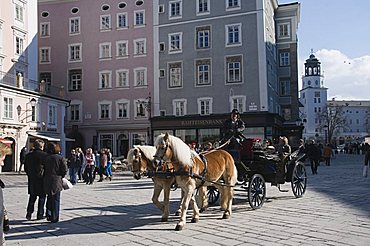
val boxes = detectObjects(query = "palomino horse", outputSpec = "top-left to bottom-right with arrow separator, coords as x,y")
154,133 -> 238,231
128,145 -> 176,222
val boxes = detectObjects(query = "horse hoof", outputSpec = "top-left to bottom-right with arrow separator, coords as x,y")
161,217 -> 168,222
175,211 -> 180,216
191,218 -> 199,223
175,224 -> 183,231
222,213 -> 230,219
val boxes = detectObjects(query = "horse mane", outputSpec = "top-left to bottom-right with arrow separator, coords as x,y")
154,134 -> 194,167
127,145 -> 156,165
135,145 -> 156,161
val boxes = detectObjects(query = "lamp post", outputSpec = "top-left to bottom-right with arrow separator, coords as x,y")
17,98 -> 37,123
137,95 -> 152,144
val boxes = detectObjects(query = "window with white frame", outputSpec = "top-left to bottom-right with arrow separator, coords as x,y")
40,47 -> 51,63
173,99 -> 186,116
135,100 -> 148,118
278,23 -> 290,38
99,42 -> 111,59
70,104 -> 80,121
68,69 -> 82,91
168,62 -> 182,88
134,38 -> 146,55
197,0 -> 210,14
225,23 -> 241,46
68,43 -> 82,62
231,96 -> 245,113
40,23 -> 50,37
168,32 -> 182,53
99,71 -> 112,89
100,15 -> 111,31
117,13 -> 128,29
279,51 -> 290,66
48,104 -> 57,126
15,4 -> 24,22
226,55 -> 242,83
15,36 -> 24,55
197,97 -> 212,115
69,17 -> 80,34
134,10 -> 145,26
196,26 -> 210,49
3,97 -> 13,119
196,59 -> 211,86
169,0 -> 182,19
280,80 -> 290,96
116,69 -> 129,87
116,100 -> 129,119
134,67 -> 147,87
99,102 -> 111,119
226,0 -> 241,10
116,40 -> 128,57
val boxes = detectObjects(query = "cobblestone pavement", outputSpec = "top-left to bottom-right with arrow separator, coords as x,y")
1,154 -> 370,246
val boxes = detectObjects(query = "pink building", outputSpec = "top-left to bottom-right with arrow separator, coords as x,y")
38,0 -> 154,156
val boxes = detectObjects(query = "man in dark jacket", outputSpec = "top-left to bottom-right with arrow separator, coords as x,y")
18,146 -> 27,173
221,109 -> 245,148
306,139 -> 322,175
24,139 -> 48,220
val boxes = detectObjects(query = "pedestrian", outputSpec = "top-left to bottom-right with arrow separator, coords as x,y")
306,140 -> 322,175
84,148 -> 95,184
363,146 -> 370,178
98,149 -> 107,182
298,139 -> 306,154
67,149 -> 80,185
105,148 -> 112,181
0,138 -> 12,245
276,136 -> 291,156
19,146 -> 27,173
322,144 -> 333,166
24,139 -> 48,220
93,150 -> 101,181
76,147 -> 86,182
43,142 -> 68,223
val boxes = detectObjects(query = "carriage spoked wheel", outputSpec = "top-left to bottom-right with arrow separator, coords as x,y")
248,174 -> 266,209
291,161 -> 307,198
207,186 -> 220,205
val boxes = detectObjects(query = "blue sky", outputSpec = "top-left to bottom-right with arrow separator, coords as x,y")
279,0 -> 370,100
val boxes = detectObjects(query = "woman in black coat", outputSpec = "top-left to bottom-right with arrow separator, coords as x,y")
43,142 -> 67,223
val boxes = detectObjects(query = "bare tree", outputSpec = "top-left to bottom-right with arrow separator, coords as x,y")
317,105 -> 348,144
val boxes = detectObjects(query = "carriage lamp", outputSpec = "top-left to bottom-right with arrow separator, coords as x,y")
17,98 -> 37,123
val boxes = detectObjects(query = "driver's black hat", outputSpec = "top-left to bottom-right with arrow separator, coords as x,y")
231,109 -> 239,115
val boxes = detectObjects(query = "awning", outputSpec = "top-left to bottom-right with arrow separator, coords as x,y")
27,132 -> 75,142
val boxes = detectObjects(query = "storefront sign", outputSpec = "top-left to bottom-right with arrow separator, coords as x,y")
180,119 -> 224,127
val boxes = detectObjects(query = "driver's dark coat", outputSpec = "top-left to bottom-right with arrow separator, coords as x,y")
222,118 -> 245,140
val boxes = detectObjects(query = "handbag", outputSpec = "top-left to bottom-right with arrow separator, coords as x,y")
62,177 -> 73,190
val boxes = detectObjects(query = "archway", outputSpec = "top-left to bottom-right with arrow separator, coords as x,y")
3,137 -> 15,172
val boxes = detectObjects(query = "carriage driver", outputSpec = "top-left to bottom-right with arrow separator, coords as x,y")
221,109 -> 245,146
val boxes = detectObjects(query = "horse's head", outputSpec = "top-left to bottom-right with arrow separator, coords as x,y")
153,133 -> 173,164
128,147 -> 147,180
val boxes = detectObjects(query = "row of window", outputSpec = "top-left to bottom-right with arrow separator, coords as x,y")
2,97 -> 57,127
70,99 -> 149,121
40,10 -> 146,38
39,39 -> 147,64
165,0 -> 241,19
69,95 -> 245,122
40,67 -> 147,92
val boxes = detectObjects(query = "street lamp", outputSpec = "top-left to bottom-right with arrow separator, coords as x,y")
137,95 -> 152,143
17,98 -> 37,123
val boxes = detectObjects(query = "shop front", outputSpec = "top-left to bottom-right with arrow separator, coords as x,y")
151,112 -> 285,150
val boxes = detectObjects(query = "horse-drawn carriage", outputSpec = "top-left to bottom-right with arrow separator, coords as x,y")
207,136 -> 307,209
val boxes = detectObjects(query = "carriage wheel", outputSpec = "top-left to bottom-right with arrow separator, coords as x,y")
207,186 -> 219,205
291,161 -> 307,198
248,174 -> 266,209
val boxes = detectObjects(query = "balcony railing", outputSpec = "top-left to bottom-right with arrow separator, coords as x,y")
0,71 -> 65,98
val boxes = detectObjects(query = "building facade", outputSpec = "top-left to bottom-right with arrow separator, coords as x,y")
152,0 -> 301,147
38,0 -> 154,156
0,0 -> 68,172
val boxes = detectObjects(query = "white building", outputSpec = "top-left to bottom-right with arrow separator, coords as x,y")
0,0 -> 69,172
299,54 -> 370,144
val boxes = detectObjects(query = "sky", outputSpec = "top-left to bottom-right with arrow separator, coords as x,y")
279,0 -> 370,100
